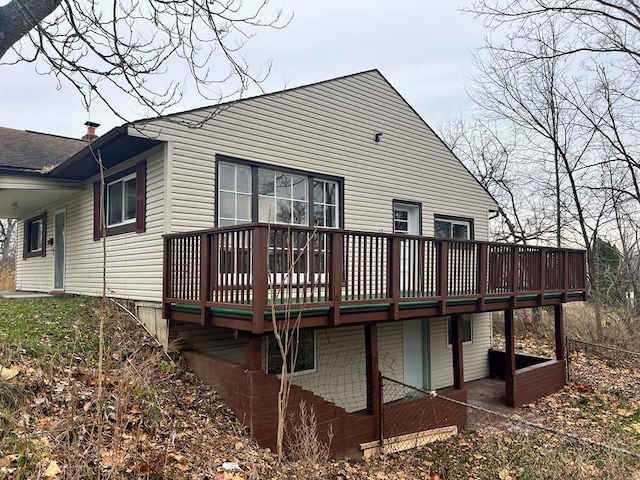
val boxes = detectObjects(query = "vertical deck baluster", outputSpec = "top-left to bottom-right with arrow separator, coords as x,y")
364,236 -> 369,299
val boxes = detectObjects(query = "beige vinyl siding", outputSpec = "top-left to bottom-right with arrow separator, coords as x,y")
15,216 -> 54,291
131,71 -> 496,238
15,145 -> 166,301
168,319 -> 405,413
429,313 -> 491,390
287,321 -> 403,413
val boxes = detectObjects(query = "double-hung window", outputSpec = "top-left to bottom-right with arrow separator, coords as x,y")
107,173 -> 136,227
218,163 -> 252,227
93,160 -> 146,239
313,179 -> 338,227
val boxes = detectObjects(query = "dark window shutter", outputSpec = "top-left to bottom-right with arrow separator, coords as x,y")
93,181 -> 101,241
22,220 -> 27,260
41,211 -> 47,257
135,160 -> 146,234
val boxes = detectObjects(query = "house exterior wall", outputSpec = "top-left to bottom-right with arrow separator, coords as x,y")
14,71 -> 496,410
15,145 -> 166,302
429,313 -> 492,390
289,322 -> 404,413
132,70 -> 496,239
15,219 -> 54,292
125,70 -> 495,395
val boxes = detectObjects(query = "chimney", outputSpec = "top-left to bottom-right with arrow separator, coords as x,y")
82,121 -> 100,141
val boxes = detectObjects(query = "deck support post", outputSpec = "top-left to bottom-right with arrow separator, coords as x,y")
252,226 -> 268,334
554,304 -> 564,361
365,324 -> 381,418
504,309 -> 516,407
451,314 -> 464,390
388,237 -> 401,320
329,232 -> 343,326
245,335 -> 263,371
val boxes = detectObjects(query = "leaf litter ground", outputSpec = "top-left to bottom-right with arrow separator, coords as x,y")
0,297 -> 639,479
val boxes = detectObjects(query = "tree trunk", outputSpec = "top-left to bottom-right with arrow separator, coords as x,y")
0,0 -> 62,59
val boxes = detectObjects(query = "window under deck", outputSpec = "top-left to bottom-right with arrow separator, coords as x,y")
162,223 -> 587,334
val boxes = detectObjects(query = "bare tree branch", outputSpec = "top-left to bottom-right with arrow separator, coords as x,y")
1,0 -> 289,120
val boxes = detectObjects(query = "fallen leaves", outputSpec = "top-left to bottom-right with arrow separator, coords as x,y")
0,364 -> 19,380
0,455 -> 18,468
42,460 -> 62,479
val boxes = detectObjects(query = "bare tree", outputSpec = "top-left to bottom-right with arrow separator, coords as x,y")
0,0 -> 288,118
466,19 -> 622,338
461,1 -> 640,339
0,219 -> 16,268
468,0 -> 640,66
440,118 -> 558,244
266,225 -> 319,462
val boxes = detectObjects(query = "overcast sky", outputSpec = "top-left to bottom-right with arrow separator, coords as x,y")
0,1 -> 486,139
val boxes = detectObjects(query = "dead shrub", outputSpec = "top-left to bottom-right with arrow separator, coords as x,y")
285,399 -> 333,470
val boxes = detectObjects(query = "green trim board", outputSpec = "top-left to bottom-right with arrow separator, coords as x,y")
168,291 -> 585,321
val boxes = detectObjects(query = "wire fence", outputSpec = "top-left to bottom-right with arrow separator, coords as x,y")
380,376 -> 640,479
566,337 -> 640,400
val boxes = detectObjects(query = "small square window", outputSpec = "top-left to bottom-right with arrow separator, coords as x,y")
447,315 -> 473,346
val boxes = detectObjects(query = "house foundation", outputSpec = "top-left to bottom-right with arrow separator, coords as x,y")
135,302 -> 168,349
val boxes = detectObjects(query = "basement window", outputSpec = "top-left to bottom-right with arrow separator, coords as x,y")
447,315 -> 473,346
266,330 -> 316,375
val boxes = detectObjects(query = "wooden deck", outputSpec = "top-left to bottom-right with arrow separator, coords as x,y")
162,223 -> 588,333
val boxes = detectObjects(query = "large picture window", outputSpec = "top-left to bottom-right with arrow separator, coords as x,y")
23,212 -> 47,259
93,160 -> 146,239
217,156 -> 342,229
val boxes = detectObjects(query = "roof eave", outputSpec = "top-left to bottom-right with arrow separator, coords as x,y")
49,125 -> 163,181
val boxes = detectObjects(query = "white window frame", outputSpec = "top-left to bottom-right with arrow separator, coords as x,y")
27,218 -> 43,253
106,172 -> 136,228
446,315 -> 473,347
434,217 -> 471,240
258,170 -> 308,225
218,162 -> 252,227
313,179 -> 339,228
265,330 -> 317,376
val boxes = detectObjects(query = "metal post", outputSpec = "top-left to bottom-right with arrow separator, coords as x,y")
566,335 -> 571,382
379,371 -> 384,454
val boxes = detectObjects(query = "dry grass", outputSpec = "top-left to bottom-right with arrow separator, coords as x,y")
491,303 -> 640,353
284,400 -> 334,479
0,266 -> 15,290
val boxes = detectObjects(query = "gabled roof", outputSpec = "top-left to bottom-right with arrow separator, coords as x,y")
1,69 -> 498,212
0,127 -> 87,173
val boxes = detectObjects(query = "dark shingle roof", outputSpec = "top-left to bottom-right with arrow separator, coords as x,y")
0,127 -> 88,173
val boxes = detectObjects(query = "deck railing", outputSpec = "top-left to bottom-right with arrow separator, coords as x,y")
163,223 -> 588,332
